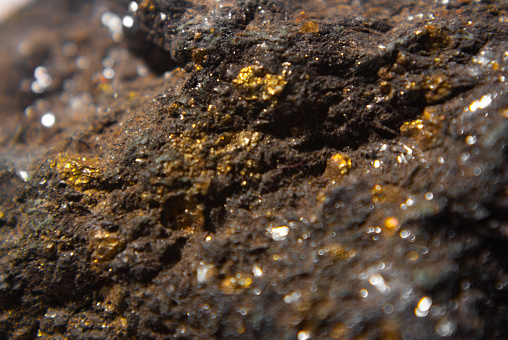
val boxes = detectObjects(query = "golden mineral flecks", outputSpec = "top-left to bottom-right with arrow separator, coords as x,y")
232,62 -> 290,100
400,119 -> 424,134
327,243 -> 349,261
424,73 -> 450,104
91,229 -> 125,261
299,21 -> 319,34
138,0 -> 155,11
53,154 -> 102,189
221,274 -> 253,294
324,152 -> 352,178
223,130 -> 262,152
400,106 -> 445,148
192,48 -> 208,70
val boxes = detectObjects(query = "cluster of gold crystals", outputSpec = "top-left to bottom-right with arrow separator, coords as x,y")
423,73 -> 450,103
371,184 -> 386,203
232,62 -> 291,100
324,152 -> 352,178
160,130 -> 263,191
400,119 -> 425,134
400,106 -> 445,148
154,130 -> 265,230
221,274 -> 253,294
53,154 -> 102,189
90,229 -> 125,261
218,130 -> 262,153
65,313 -> 127,337
299,21 -> 319,34
138,0 -> 155,11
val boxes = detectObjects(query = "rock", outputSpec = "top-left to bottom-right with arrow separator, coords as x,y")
0,0 -> 507,339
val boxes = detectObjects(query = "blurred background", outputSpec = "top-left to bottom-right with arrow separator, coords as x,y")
0,0 -> 33,22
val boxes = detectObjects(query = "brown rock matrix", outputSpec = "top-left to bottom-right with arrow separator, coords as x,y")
0,0 -> 507,339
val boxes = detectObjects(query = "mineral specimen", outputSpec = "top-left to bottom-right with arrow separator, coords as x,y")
0,0 -> 507,339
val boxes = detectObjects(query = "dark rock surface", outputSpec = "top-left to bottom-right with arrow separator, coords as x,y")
1,0 -> 508,339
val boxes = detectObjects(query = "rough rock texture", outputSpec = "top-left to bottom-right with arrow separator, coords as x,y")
1,0 -> 508,339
